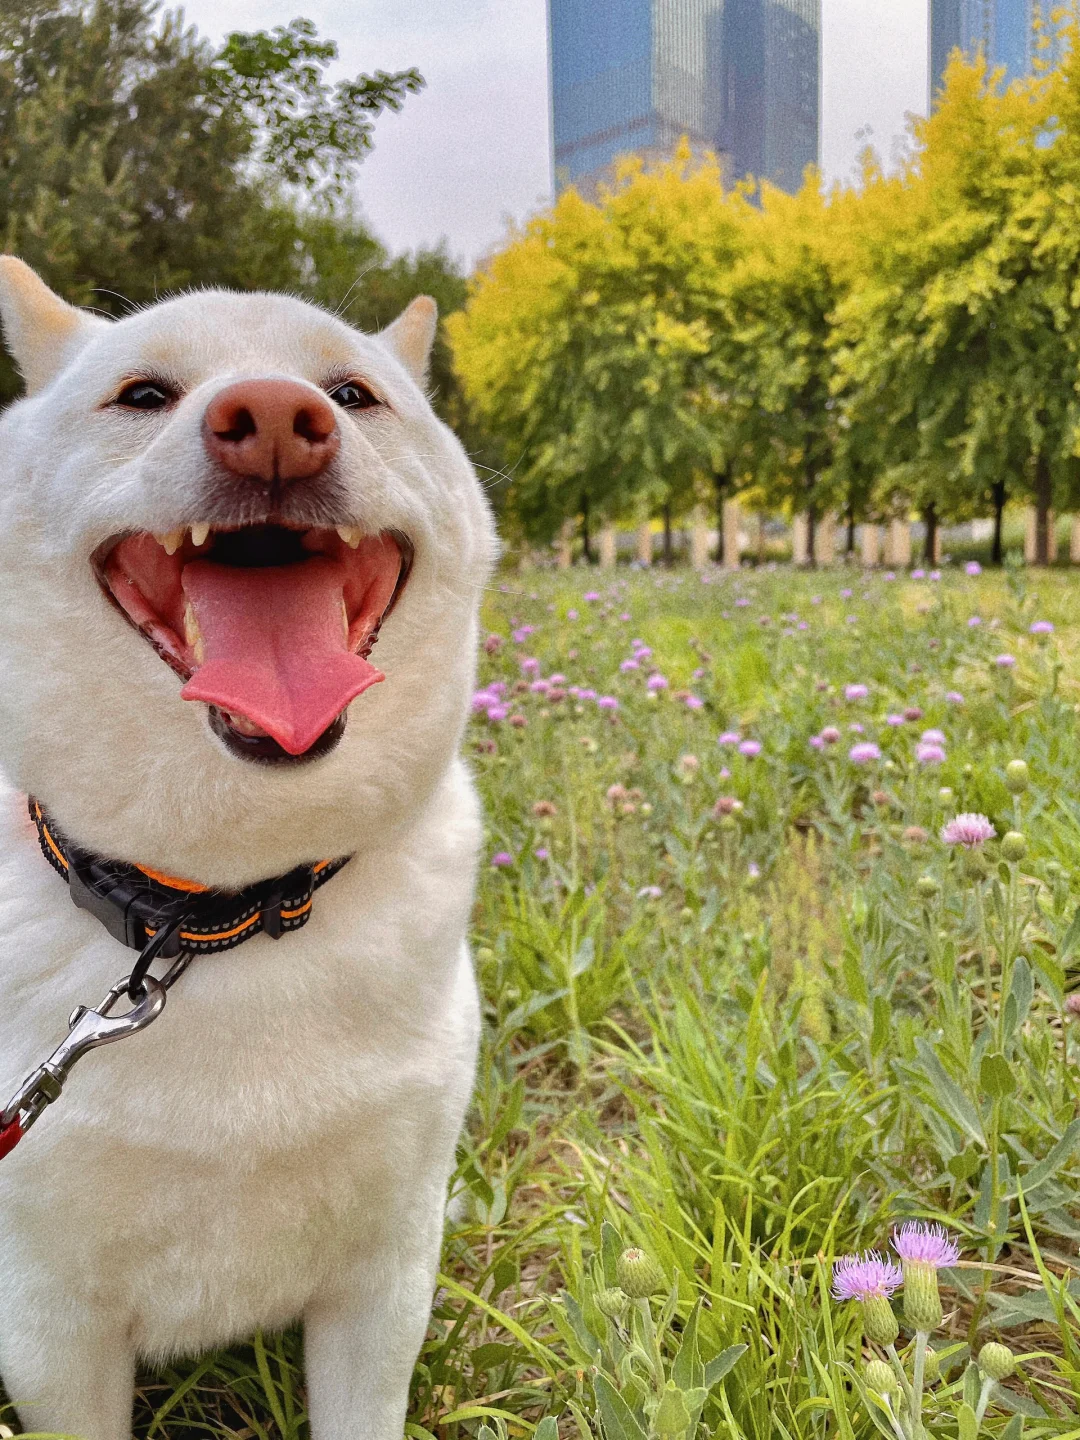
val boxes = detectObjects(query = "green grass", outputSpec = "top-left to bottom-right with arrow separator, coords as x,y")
8,558 -> 1080,1438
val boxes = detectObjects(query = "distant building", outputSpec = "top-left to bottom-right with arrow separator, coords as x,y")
548,0 -> 820,197
929,0 -> 1058,101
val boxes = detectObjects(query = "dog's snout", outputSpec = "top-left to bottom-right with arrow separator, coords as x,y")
203,380 -> 340,485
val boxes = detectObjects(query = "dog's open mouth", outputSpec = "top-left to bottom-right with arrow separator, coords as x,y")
93,525 -> 411,765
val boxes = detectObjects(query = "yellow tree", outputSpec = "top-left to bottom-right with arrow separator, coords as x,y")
448,145 -> 743,556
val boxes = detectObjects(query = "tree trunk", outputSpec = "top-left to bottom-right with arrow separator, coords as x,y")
580,492 -> 591,565
662,502 -> 673,566
923,501 -> 938,565
1034,454 -> 1053,566
991,481 -> 1006,565
845,507 -> 856,555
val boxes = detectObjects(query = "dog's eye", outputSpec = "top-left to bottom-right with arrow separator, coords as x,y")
328,381 -> 379,411
113,381 -> 176,411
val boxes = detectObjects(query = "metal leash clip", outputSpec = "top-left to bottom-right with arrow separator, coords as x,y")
0,910 -> 192,1159
0,975 -> 166,1138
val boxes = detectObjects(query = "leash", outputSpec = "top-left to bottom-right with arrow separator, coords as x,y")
0,800 -> 350,1161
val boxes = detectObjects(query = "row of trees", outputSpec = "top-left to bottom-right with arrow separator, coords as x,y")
0,0 -> 475,433
449,12 -> 1080,565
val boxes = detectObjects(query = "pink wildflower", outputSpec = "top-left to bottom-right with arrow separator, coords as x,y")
941,813 -> 995,848
891,1223 -> 961,1268
845,683 -> 869,701
831,1252 -> 903,1302
849,742 -> 882,764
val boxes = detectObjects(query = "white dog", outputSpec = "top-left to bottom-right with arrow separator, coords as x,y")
0,258 -> 496,1440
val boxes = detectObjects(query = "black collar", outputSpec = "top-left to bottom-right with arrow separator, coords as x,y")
29,798 -> 349,959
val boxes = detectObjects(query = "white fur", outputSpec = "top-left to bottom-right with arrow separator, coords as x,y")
0,272 -> 497,1438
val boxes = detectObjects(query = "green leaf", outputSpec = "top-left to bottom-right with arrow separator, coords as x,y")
593,1372 -> 648,1440
672,1299 -> 704,1389
870,994 -> 890,1057
912,1037 -> 985,1143
601,1220 -> 623,1287
1002,1414 -> 1024,1439
471,1342 -> 516,1374
1058,903 -> 1080,962
1004,1116 -> 1080,1199
704,1344 -> 748,1388
654,1382 -> 692,1440
958,1402 -> 978,1440
980,1051 -> 1017,1099
962,1360 -> 981,1410
535,1419 -> 561,1440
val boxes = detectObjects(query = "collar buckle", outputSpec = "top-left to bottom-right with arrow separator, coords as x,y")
68,859 -> 181,957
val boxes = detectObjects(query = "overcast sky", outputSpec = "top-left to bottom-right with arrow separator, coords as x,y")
180,0 -> 929,266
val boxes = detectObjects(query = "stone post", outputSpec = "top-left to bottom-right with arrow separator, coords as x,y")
817,511 -> 837,566
556,519 -> 574,570
860,524 -> 880,567
722,498 -> 741,570
636,522 -> 653,566
792,513 -> 809,566
886,518 -> 912,567
598,523 -> 617,569
1070,516 -> 1080,564
690,508 -> 711,569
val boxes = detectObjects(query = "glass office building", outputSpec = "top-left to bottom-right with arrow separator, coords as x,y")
549,0 -> 820,196
929,0 -> 1050,99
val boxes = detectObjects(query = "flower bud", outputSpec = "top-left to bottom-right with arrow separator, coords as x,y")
595,1286 -> 630,1322
916,875 -> 939,898
1001,831 -> 1027,862
1005,760 -> 1029,794
861,1293 -> 900,1348
902,1261 -> 943,1332
615,1247 -> 666,1298
864,1358 -> 899,1397
938,787 -> 954,806
978,1342 -> 1016,1381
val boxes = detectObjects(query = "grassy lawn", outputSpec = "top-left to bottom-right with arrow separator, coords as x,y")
11,560 -> 1080,1438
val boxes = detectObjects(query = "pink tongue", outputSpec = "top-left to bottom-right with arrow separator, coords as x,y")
180,558 -> 384,755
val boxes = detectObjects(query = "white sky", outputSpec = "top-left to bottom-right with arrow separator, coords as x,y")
180,0 -> 929,266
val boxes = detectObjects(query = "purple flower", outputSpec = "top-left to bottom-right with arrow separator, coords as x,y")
945,691 -> 965,705
718,731 -> 741,746
921,729 -> 946,745
747,861 -> 761,879
912,568 -> 925,579
684,694 -> 705,710
811,595 -> 822,605
798,621 -> 809,630
849,742 -> 882,764
891,1223 -> 961,1269
916,743 -> 947,765
849,722 -> 865,734
967,616 -> 982,628
820,726 -> 841,744
647,673 -> 669,692
533,847 -> 550,861
566,609 -> 578,621
886,714 -> 904,727
738,739 -> 762,757
1030,620 -> 1055,635
846,615 -> 858,625
620,611 -> 631,621
634,645 -> 653,659
845,683 -> 869,701
832,1252 -> 903,1302
491,851 -> 513,867
549,673 -> 566,685
530,680 -> 550,694
810,734 -> 825,750
966,561 -> 982,576
486,704 -> 510,722
584,591 -> 600,602
930,570 -> 941,581
520,656 -> 541,675
884,571 -> 896,581
941,813 -> 995,848
512,625 -> 536,643
994,653 -> 1016,668
735,597 -> 750,608
620,658 -> 640,672
637,885 -> 663,900
598,696 -> 619,710
841,587 -> 853,598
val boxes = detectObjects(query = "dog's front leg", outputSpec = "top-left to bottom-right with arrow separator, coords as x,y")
303,1208 -> 444,1440
0,1304 -> 135,1440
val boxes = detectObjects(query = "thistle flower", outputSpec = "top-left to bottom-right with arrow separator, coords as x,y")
945,691 -> 965,704
978,1342 -> 1015,1381
491,851 -> 513,868
616,1247 -> 666,1298
941,813 -> 995,848
921,729 -> 946,745
646,673 -> 668,692
892,1223 -> 961,1331
832,1252 -> 902,1346
916,743 -> 946,765
738,739 -> 762,757
718,731 -> 741,746
994,653 -> 1016,668
1030,620 -> 1054,635
966,561 -> 982,576
845,683 -> 869,701
820,726 -> 841,744
849,742 -> 882,764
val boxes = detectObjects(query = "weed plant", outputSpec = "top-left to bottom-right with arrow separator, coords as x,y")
5,562 -> 1080,1437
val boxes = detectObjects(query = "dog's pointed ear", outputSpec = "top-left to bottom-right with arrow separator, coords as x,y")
380,296 -> 438,385
0,256 -> 105,395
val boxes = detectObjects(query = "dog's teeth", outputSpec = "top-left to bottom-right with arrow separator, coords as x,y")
336,526 -> 362,549
190,522 -> 211,548
183,603 -> 205,665
156,529 -> 184,556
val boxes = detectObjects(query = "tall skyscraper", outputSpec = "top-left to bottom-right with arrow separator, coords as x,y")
548,0 -> 820,197
929,0 -> 1050,101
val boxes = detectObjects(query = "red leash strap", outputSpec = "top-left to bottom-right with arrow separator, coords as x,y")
0,1115 -> 22,1160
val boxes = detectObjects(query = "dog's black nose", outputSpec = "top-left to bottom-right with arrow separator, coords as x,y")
203,379 -> 340,485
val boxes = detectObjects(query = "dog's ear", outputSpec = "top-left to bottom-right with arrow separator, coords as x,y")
0,256 -> 106,395
379,296 -> 437,386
